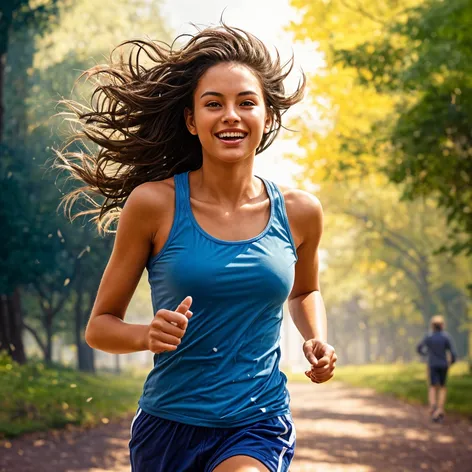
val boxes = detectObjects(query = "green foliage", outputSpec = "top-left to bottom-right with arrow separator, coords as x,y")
333,0 -> 472,255
332,362 -> 472,416
289,0 -> 471,362
1,0 -> 171,360
0,0 -> 61,56
0,353 -> 145,438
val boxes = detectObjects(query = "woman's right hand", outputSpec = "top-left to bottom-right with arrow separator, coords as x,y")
146,296 -> 193,354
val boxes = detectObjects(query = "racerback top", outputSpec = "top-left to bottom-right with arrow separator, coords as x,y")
139,171 -> 298,427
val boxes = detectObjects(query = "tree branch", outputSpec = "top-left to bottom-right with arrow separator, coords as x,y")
343,209 -> 423,269
23,321 -> 46,356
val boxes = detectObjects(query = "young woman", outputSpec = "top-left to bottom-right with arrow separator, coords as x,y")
58,25 -> 337,472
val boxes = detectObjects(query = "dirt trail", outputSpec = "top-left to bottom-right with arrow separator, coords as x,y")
1,382 -> 471,472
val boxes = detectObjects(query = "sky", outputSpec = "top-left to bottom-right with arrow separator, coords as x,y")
161,0 -> 323,185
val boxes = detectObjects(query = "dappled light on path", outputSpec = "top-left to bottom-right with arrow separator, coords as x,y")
289,382 -> 472,472
1,382 -> 471,471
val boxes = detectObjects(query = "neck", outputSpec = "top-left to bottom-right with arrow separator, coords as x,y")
191,157 -> 262,207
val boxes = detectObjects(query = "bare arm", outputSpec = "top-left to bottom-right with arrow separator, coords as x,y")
85,182 -> 191,354
287,191 -> 326,341
84,184 -> 158,353
285,190 -> 336,383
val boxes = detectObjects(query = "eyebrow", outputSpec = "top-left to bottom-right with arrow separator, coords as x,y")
200,90 -> 259,99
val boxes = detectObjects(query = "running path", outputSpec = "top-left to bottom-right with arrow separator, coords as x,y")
1,382 -> 471,472
289,383 -> 472,472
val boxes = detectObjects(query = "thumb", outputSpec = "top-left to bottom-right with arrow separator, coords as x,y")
303,342 -> 319,366
175,296 -> 192,315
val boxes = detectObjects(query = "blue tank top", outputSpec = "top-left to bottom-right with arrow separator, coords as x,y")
139,171 -> 298,427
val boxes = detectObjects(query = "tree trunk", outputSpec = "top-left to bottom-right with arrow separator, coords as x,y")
0,295 -> 10,355
115,354 -> 121,374
44,311 -> 53,364
8,288 -> 26,363
82,343 -> 95,373
375,327 -> 385,361
0,52 -> 5,138
0,290 -> 26,364
78,341 -> 95,372
75,288 -> 95,372
75,288 -> 83,369
363,321 -> 371,364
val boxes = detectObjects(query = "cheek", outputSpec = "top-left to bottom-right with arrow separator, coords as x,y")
194,111 -> 217,133
248,110 -> 268,133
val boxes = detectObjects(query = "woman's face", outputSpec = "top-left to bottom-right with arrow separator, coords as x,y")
185,62 -> 271,164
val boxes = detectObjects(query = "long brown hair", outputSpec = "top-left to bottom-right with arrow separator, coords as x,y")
55,24 -> 305,231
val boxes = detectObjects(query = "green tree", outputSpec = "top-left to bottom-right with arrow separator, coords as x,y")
289,0 -> 472,255
2,0 -> 170,365
319,180 -> 471,360
0,0 -> 61,363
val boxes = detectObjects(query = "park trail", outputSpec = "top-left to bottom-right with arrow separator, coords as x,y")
1,382 -> 471,472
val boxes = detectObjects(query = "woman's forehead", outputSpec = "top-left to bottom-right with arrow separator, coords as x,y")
196,63 -> 263,96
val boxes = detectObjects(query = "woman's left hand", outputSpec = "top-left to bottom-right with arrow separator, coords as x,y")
303,339 -> 337,384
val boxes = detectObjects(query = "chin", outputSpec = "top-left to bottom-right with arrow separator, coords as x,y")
206,148 -> 256,164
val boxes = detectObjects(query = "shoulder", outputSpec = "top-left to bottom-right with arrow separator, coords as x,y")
118,177 -> 175,233
281,187 -> 323,222
277,185 -> 323,247
124,178 -> 175,214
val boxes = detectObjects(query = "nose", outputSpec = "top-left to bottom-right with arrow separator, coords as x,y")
222,105 -> 240,124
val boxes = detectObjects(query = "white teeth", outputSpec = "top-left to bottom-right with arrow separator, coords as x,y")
217,132 -> 246,139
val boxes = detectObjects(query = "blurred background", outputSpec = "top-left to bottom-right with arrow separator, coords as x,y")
0,0 -> 471,440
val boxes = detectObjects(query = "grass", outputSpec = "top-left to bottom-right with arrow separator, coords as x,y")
287,362 -> 472,417
0,353 -> 146,438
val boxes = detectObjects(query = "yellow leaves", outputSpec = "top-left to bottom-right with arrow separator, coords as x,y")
29,0 -> 50,9
432,73 -> 445,85
375,260 -> 387,271
358,259 -> 387,275
360,69 -> 374,81
397,327 -> 407,337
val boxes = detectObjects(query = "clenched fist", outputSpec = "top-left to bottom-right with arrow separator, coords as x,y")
303,339 -> 337,384
146,296 -> 193,354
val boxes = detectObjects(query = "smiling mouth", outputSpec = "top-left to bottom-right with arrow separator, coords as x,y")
215,131 -> 248,142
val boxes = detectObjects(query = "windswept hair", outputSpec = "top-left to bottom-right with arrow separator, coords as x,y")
55,24 -> 305,231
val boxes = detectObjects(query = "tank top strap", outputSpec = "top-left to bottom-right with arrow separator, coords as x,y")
172,171 -> 191,224
260,177 -> 298,259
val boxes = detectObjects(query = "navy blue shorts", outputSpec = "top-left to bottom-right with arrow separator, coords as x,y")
129,408 -> 296,472
429,366 -> 448,386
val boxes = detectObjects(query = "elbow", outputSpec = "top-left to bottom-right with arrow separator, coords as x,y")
84,320 -> 98,349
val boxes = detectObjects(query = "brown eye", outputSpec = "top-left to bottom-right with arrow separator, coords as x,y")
241,100 -> 255,106
206,102 -> 221,108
